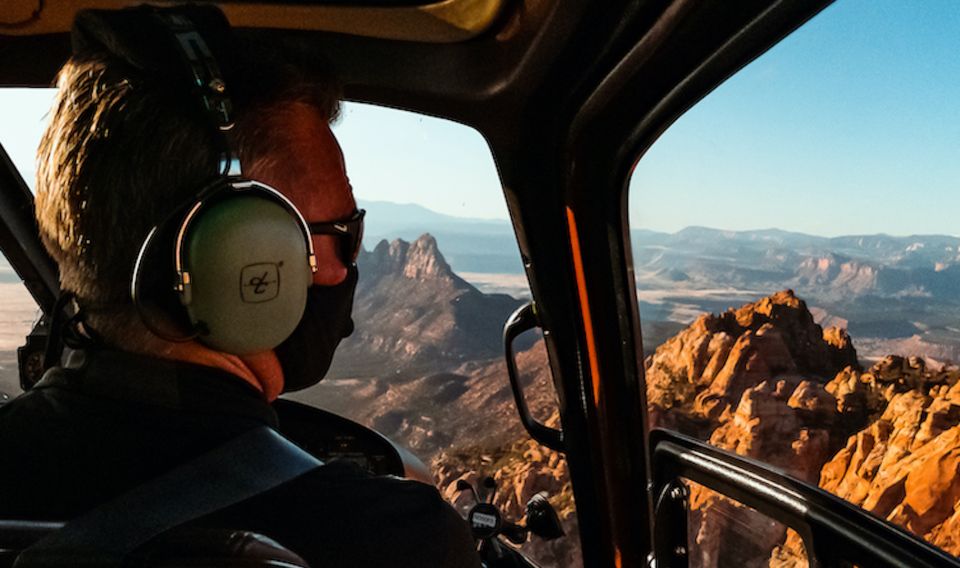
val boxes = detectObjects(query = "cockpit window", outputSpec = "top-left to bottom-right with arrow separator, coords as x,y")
630,1 -> 960,564
0,88 -> 51,399
0,91 -> 581,564
0,88 -> 55,192
293,102 -> 582,566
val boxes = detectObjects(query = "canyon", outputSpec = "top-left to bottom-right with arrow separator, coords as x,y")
309,235 -> 960,566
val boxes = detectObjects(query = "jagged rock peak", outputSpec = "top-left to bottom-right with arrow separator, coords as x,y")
361,233 -> 455,281
403,234 -> 453,280
718,289 -> 858,376
645,290 -> 859,433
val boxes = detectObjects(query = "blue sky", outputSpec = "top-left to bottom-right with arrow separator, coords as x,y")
631,0 -> 960,236
2,0 -> 959,236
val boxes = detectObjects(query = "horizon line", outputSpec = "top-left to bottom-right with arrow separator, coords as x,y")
360,199 -> 960,240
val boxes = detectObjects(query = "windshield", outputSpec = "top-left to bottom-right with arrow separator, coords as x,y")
0,88 -> 48,398
629,0 -> 960,564
0,91 -> 580,566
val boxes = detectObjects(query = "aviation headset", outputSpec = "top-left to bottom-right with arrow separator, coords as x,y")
95,9 -> 320,355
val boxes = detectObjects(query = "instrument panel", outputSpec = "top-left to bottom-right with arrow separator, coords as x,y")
273,398 -> 433,484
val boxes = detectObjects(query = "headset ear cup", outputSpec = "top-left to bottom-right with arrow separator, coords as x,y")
180,195 -> 311,355
132,219 -> 199,340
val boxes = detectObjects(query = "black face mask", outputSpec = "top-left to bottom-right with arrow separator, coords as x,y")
276,266 -> 358,392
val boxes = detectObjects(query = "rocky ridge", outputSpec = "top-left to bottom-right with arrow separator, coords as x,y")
645,290 -> 960,566
328,234 -> 522,377
645,290 -> 858,436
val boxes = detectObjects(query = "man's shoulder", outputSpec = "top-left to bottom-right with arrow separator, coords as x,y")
211,461 -> 481,567
0,386 -> 68,436
269,460 -> 451,519
0,366 -> 107,426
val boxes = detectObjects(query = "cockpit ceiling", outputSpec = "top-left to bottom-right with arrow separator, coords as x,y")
1,0 -> 506,42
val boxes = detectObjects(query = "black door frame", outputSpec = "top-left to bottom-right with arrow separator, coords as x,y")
500,1 -> 839,565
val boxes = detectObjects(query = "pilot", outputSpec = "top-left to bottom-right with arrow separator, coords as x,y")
0,6 -> 479,567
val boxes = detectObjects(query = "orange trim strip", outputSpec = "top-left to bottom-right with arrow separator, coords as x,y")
566,207 -> 602,407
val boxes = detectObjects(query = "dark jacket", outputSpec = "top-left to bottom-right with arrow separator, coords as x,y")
0,349 -> 479,567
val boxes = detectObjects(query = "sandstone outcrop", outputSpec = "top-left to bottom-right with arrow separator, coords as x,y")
646,290 -> 858,436
812,368 -> 960,553
687,373 -> 863,567
644,292 -> 866,566
771,359 -> 960,565
644,291 -> 960,566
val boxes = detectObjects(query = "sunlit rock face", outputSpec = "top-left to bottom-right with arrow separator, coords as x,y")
643,290 -> 960,566
645,289 -> 859,436
809,367 -> 960,556
773,361 -> 960,565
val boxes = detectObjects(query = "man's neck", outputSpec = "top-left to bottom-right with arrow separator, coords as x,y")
122,336 -> 285,401
172,344 -> 285,401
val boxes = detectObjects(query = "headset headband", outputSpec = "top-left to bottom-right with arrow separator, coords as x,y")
154,12 -> 240,176
73,6 -> 240,174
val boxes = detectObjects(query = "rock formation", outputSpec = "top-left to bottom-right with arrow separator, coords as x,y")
328,234 -> 522,377
773,357 -> 960,565
644,290 -> 960,565
646,289 -> 858,435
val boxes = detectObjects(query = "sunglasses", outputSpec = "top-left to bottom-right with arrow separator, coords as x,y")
309,209 -> 366,264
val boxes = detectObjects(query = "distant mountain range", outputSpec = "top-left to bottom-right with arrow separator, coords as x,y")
360,201 -> 960,302
632,226 -> 960,299
357,203 -> 960,352
628,227 -> 960,354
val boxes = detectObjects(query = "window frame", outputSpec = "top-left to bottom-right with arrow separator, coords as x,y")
581,2 -> 960,567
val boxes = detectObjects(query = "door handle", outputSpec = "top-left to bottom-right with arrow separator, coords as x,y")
503,302 -> 564,452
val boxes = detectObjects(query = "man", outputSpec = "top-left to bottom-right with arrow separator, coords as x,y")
0,6 -> 479,567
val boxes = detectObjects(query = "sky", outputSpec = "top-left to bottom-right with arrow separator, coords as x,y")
631,0 -> 960,237
1,0 -> 960,236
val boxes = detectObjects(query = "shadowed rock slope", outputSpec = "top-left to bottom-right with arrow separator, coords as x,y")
328,234 -> 523,377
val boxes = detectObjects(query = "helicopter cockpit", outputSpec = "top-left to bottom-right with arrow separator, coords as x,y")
2,1 -> 960,567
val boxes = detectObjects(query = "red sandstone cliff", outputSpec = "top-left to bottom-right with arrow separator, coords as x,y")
773,356 -> 960,564
645,290 -> 960,565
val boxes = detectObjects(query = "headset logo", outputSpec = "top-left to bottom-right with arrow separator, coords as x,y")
240,263 -> 281,303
